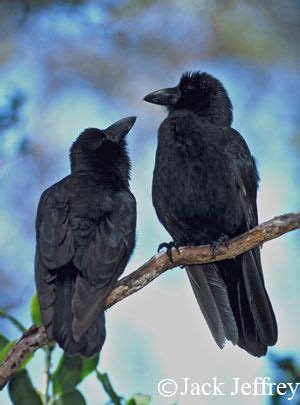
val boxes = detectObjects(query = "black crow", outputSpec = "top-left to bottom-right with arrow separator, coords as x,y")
35,116 -> 137,357
144,71 -> 277,357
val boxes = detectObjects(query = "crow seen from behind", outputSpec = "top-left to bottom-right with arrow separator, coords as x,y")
35,116 -> 137,357
144,71 -> 277,357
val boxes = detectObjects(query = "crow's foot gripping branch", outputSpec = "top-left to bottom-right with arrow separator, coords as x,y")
158,241 -> 180,263
210,233 -> 230,257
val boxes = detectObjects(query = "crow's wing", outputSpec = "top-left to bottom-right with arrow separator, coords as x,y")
225,128 -> 259,230
35,182 -> 136,345
71,190 -> 136,341
225,129 -> 277,352
35,179 -> 75,338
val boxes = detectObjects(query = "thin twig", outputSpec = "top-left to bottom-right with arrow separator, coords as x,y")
0,212 -> 299,390
96,371 -> 122,405
44,347 -> 52,405
0,310 -> 26,333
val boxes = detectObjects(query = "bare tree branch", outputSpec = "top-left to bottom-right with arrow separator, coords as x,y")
0,212 -> 299,389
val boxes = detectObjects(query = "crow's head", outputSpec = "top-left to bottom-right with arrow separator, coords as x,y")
70,116 -> 136,182
71,116 -> 136,151
144,71 -> 233,127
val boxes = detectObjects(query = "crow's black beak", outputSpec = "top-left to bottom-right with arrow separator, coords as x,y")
104,116 -> 137,143
143,86 -> 181,106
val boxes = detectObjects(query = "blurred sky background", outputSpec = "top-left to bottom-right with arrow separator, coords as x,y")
0,0 -> 299,404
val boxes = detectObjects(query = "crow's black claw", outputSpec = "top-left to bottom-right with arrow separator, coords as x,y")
157,241 -> 180,263
173,241 -> 180,253
158,242 -> 171,253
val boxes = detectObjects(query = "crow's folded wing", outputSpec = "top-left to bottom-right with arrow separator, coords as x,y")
35,183 -> 136,343
71,191 -> 136,341
225,129 -> 277,350
35,180 -> 75,337
225,128 -> 259,230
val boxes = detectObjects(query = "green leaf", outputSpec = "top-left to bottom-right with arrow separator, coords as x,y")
52,355 -> 82,395
81,353 -> 99,379
0,333 -> 9,350
8,369 -> 42,405
52,353 -> 99,395
126,394 -> 151,405
0,309 -> 26,333
96,371 -> 122,405
0,340 -> 16,363
53,389 -> 86,405
30,293 -> 42,326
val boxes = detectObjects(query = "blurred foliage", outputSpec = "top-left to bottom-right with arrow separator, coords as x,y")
0,91 -> 36,161
3,295 -> 300,405
96,371 -> 123,404
0,294 -> 151,404
30,293 -> 42,326
269,355 -> 300,404
0,337 -> 16,364
0,90 -> 37,313
52,352 -> 100,395
8,370 -> 42,405
0,310 -> 26,333
124,394 -> 151,405
0,0 -> 299,91
0,92 -> 24,134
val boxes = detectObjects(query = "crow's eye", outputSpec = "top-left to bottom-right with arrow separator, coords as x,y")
183,86 -> 193,94
96,133 -> 106,143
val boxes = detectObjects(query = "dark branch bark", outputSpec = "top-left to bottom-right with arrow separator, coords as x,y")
0,212 -> 299,389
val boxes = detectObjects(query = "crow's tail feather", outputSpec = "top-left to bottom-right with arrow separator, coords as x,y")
186,263 -> 238,349
186,250 -> 277,357
52,265 -> 106,357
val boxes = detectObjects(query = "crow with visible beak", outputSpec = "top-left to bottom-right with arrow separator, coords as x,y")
35,116 -> 137,357
144,72 -> 277,356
